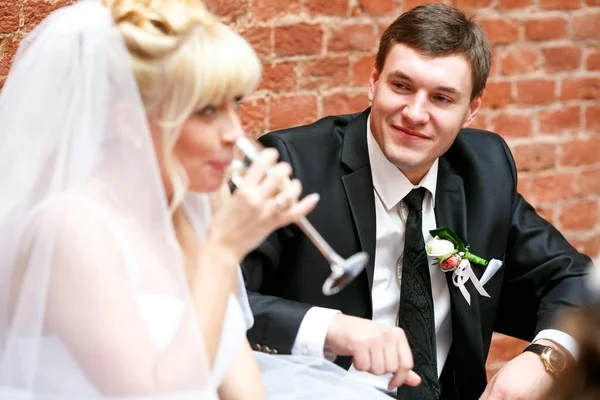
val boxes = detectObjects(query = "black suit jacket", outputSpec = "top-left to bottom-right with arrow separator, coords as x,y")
241,109 -> 592,399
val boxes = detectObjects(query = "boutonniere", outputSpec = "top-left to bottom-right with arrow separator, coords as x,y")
425,227 -> 490,305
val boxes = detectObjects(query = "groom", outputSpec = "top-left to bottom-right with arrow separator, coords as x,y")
241,4 -> 592,399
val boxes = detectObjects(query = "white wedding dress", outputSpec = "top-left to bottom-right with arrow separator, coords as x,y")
2,192 -> 391,400
1,192 -> 245,399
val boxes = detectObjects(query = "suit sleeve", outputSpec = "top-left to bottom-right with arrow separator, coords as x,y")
493,138 -> 594,341
240,133 -> 314,355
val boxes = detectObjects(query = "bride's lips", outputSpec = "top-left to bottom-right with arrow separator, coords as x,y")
209,160 -> 232,172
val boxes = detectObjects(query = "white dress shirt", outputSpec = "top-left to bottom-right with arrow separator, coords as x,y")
291,117 -> 578,392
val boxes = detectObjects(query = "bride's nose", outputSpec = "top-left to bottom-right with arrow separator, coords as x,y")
221,108 -> 245,144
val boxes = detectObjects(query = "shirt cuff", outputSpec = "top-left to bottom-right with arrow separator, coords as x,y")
291,306 -> 341,360
533,329 -> 579,360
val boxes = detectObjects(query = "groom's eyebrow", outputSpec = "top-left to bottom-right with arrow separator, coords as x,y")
391,69 -> 462,97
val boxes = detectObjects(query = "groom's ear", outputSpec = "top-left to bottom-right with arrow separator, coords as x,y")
462,94 -> 482,129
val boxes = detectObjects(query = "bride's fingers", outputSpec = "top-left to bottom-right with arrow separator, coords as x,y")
279,192 -> 320,225
259,162 -> 293,199
242,148 -> 279,186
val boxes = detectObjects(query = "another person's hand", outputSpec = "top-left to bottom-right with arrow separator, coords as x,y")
325,314 -> 421,391
209,148 -> 319,261
479,342 -> 555,400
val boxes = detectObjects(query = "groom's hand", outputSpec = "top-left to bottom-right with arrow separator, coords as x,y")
479,340 -> 557,400
325,314 -> 421,391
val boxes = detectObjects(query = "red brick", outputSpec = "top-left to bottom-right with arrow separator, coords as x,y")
470,112 -> 488,130
204,0 -> 248,21
532,173 -> 576,203
540,0 -> 580,9
275,24 -> 323,57
489,47 -> 499,77
525,17 -> 568,41
480,18 -> 520,44
0,36 -> 19,77
587,0 -> 600,5
490,113 -> 533,138
240,97 -> 267,133
253,0 -> 301,20
23,0 -> 76,30
536,207 -> 555,224
517,176 -> 534,202
501,47 -> 540,75
515,79 -> 555,105
584,233 -> 600,259
499,0 -> 534,9
561,138 -> 600,166
482,81 -> 512,109
306,0 -> 349,16
353,54 -> 376,86
328,24 -> 377,52
240,26 -> 272,59
587,48 -> 600,70
542,46 -> 582,73
560,201 -> 598,230
0,76 -> 5,92
586,105 -> 600,132
402,0 -> 431,12
269,95 -> 318,131
0,0 -> 20,33
357,0 -> 396,14
301,57 -> 350,90
323,92 -> 370,116
377,22 -> 391,38
258,62 -> 297,92
451,0 -> 494,9
561,78 -> 600,101
539,106 -> 580,134
486,333 -> 529,381
579,168 -> 600,196
574,13 -> 600,40
513,143 -> 556,172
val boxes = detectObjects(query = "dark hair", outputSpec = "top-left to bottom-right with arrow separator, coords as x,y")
376,3 -> 491,101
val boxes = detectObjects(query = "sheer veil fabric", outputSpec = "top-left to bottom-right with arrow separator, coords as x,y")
0,1 -> 406,399
0,1 -> 215,398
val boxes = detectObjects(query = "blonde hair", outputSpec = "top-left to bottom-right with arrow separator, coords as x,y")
105,0 -> 261,211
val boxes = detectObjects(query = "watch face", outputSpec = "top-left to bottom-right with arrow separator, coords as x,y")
548,349 -> 567,372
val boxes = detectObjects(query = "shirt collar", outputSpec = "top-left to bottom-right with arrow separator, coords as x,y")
366,114 -> 439,211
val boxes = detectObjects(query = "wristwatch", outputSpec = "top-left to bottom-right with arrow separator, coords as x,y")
523,343 -> 568,378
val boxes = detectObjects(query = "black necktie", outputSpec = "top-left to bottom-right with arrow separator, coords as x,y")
396,188 -> 440,400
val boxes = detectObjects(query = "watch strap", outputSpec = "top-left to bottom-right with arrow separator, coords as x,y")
524,343 -> 550,355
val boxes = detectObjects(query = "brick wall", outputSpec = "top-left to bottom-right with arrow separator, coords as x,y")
1,0 -> 599,380
207,0 -> 600,263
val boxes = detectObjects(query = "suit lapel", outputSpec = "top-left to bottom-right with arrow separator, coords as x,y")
339,109 -> 377,309
435,156 -> 487,397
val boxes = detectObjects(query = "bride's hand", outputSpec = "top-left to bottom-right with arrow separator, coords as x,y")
207,148 -> 319,262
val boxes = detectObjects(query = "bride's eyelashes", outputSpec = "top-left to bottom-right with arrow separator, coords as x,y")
197,96 -> 244,118
198,105 -> 217,116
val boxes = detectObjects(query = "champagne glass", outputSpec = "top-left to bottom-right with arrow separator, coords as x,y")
230,136 -> 368,296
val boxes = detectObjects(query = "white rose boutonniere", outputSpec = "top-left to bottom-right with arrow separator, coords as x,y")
426,227 -> 490,305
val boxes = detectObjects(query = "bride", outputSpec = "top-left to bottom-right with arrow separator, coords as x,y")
0,0 -> 398,399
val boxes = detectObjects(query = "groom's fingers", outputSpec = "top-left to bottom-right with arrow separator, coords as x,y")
405,371 -> 422,387
352,345 -> 371,372
389,368 -> 421,390
369,345 -> 386,375
383,339 -> 399,374
387,331 -> 416,390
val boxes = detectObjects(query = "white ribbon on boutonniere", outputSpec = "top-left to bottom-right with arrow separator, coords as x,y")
425,228 -> 490,305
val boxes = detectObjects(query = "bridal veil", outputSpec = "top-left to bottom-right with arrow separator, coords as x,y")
0,1 -> 215,398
